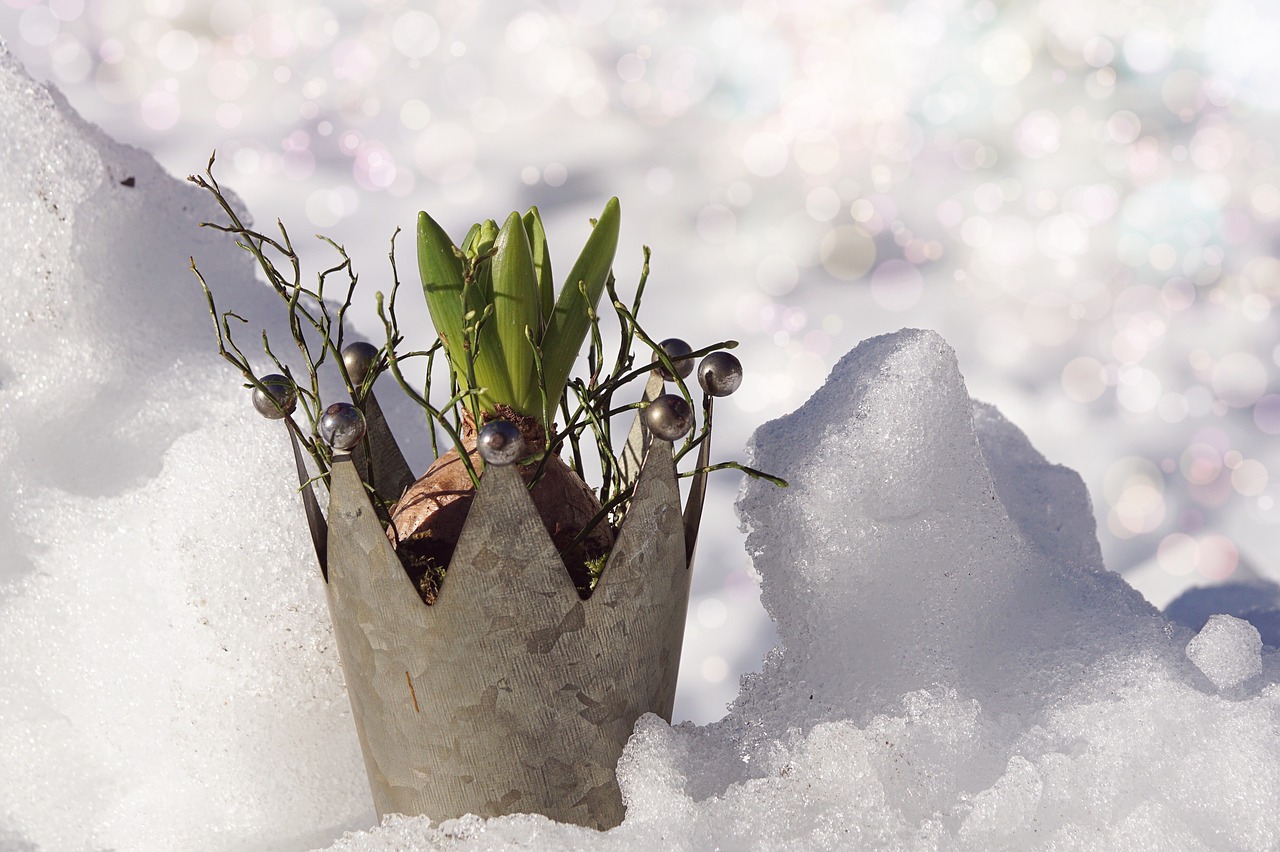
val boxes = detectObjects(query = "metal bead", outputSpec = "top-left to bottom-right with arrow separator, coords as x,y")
697,351 -> 743,397
644,393 -> 694,441
252,374 -> 297,419
651,337 -> 694,380
342,341 -> 379,385
319,402 -> 366,452
477,420 -> 524,466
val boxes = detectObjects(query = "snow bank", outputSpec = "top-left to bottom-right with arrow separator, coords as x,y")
0,44 -> 373,849
3,39 -> 1279,852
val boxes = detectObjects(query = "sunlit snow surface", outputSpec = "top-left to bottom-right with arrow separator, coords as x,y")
4,0 -> 1280,726
3,0 -> 1280,848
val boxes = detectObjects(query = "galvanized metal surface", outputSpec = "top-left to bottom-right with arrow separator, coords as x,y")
286,419 -> 328,578
323,437 -> 689,830
682,396 -> 713,567
617,372 -> 666,490
353,389 -> 416,506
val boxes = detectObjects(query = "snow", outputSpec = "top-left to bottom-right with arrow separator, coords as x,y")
2,9 -> 1280,852
1186,614 -> 1264,690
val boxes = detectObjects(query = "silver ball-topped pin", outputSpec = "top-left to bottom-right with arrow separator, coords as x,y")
644,393 -> 694,441
342,341 -> 379,386
697,351 -> 743,397
319,402 -> 366,452
477,420 -> 525,466
252,374 -> 298,419
652,337 -> 694,380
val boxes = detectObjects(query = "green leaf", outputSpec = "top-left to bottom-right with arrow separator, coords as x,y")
540,197 -> 620,423
489,211 -> 542,416
416,211 -> 468,380
418,212 -> 512,411
522,207 -> 553,332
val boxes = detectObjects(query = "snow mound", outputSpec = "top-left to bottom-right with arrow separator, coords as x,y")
0,43 -> 372,850
3,39 -> 1280,852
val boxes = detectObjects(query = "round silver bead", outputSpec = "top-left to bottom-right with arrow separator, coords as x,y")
342,341 -> 379,385
644,393 -> 695,441
697,351 -> 743,397
319,402 -> 366,452
252,374 -> 297,419
652,337 -> 694,380
477,420 -> 524,466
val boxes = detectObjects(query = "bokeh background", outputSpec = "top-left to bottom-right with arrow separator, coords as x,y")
3,0 -> 1279,722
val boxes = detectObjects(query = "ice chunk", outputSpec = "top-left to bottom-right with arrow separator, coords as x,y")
1186,614 -> 1264,689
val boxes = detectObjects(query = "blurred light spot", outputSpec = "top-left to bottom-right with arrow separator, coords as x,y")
1198,534 -> 1238,580
1232,459 -> 1269,496
1157,533 -> 1198,576
757,254 -> 798,296
400,99 -> 431,130
697,598 -> 728,629
820,225 -> 876,280
743,130 -> 789,177
49,0 -> 84,23
1015,109 -> 1060,157
392,11 -> 440,59
805,186 -> 841,221
977,311 -> 1028,366
701,655 -> 728,684
696,204 -> 735,244
1116,366 -> 1161,413
1253,394 -> 1280,434
980,28 -> 1032,85
1211,352 -> 1268,407
305,186 -> 358,227
505,11 -> 548,52
1105,457 -> 1165,538
1180,443 -> 1222,485
1105,110 -> 1141,145
156,28 -> 198,72
19,5 -> 59,47
646,167 -> 673,195
869,259 -> 923,311
1062,356 -> 1106,402
1157,392 -> 1189,423
1123,30 -> 1173,74
140,88 -> 180,130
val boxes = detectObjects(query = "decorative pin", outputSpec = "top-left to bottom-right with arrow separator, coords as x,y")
644,393 -> 694,441
477,420 -> 525,466
342,341 -> 379,386
652,337 -> 694,380
697,351 -> 743,397
319,402 -> 366,453
252,374 -> 298,419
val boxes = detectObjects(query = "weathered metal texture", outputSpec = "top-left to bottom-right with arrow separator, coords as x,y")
682,396 -> 713,567
352,389 -> 416,506
617,372 -> 666,490
286,419 -> 328,578
323,437 -> 689,830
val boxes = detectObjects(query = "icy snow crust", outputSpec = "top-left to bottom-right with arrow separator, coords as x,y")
3,43 -> 1280,852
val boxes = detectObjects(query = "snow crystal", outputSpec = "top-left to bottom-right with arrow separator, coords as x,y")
1186,614 -> 1264,690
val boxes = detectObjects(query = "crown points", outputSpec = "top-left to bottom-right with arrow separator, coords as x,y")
320,402 -> 366,452
252,374 -> 298,420
342,341 -> 379,385
698,351 -> 743,397
652,337 -> 694,380
644,393 -> 694,441
477,420 -> 524,466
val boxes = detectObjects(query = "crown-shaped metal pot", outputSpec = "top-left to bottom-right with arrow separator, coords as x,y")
263,354 -> 733,830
